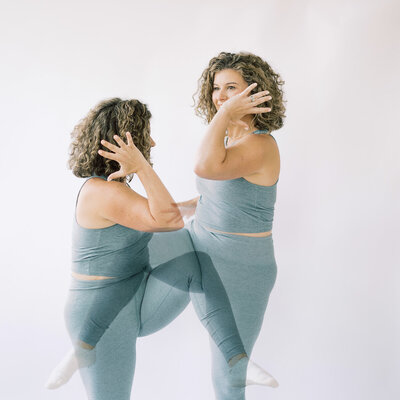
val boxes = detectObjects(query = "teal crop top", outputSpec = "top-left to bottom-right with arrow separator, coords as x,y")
195,132 -> 277,233
71,176 -> 152,278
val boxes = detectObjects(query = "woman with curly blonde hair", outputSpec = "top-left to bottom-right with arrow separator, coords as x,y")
180,51 -> 286,399
46,97 -> 273,398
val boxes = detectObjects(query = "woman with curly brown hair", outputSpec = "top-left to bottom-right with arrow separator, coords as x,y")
45,97 -> 273,398
180,51 -> 285,399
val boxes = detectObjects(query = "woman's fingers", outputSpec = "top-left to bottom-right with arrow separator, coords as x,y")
113,135 -> 127,148
126,132 -> 133,146
107,170 -> 124,181
98,133 -> 139,179
98,149 -> 120,161
251,106 -> 272,114
251,90 -> 270,99
249,92 -> 271,103
101,140 -> 121,154
242,83 -> 257,96
253,95 -> 272,106
100,134 -> 132,161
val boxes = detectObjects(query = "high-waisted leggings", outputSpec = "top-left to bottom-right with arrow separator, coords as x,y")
64,220 -> 277,400
189,220 -> 277,400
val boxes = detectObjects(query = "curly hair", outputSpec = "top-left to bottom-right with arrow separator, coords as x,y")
68,98 -> 152,182
194,52 -> 286,132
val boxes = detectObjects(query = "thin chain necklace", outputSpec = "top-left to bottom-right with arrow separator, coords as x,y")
225,129 -> 253,144
225,127 -> 270,145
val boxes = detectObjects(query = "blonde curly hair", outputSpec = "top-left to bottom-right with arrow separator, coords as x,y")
68,98 -> 152,182
194,52 -> 286,132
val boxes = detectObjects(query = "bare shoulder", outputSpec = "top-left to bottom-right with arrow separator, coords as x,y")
240,134 -> 280,185
80,177 -> 133,199
241,133 -> 278,150
79,177 -> 144,210
233,133 -> 279,159
77,178 -> 139,228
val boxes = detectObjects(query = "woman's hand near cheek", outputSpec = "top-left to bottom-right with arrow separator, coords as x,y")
220,83 -> 272,128
98,132 -> 148,181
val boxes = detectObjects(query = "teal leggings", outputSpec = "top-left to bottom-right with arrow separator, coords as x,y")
189,220 -> 277,400
65,228 -> 246,399
65,222 -> 277,400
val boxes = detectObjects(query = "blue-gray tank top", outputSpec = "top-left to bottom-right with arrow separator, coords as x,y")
195,134 -> 278,233
71,176 -> 153,278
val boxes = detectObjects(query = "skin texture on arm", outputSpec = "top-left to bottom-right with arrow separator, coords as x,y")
194,82 -> 273,181
77,178 -> 183,232
77,132 -> 184,232
195,132 -> 274,181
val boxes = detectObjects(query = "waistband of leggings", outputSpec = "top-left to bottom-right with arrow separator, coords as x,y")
69,270 -> 146,290
194,219 -> 273,240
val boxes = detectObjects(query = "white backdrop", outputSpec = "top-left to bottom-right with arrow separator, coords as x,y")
0,0 -> 399,399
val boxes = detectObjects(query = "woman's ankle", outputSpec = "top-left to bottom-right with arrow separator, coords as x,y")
228,352 -> 248,367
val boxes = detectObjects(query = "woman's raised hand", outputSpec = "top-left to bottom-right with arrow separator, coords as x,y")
221,83 -> 272,128
98,132 -> 147,181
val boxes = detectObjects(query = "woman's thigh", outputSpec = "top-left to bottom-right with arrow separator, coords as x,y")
188,220 -> 277,334
64,281 -> 142,400
139,229 -> 196,336
188,220 -> 277,398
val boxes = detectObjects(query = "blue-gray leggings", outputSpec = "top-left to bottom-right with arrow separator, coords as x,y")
189,220 -> 277,400
65,221 -> 276,400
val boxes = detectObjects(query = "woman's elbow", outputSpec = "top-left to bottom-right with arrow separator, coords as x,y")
156,213 -> 184,231
194,163 -> 213,179
174,218 -> 185,230
193,163 -> 202,177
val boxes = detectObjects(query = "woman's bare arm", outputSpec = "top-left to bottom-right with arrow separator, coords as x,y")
194,84 -> 272,180
94,132 -> 184,232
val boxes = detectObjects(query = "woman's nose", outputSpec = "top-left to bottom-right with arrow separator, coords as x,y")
217,89 -> 227,101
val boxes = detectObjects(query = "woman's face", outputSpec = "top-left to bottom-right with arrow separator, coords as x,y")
212,69 -> 248,111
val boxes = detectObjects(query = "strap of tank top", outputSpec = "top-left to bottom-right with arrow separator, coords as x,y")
252,129 -> 269,134
225,130 -> 273,146
75,175 -> 107,208
252,129 -> 276,144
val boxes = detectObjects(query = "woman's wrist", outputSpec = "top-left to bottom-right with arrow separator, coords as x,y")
217,105 -> 233,123
134,160 -> 153,176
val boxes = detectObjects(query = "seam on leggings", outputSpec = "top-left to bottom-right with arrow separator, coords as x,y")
138,278 -> 187,334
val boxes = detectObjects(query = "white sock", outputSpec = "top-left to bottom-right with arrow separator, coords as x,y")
45,347 -> 95,390
246,359 -> 279,388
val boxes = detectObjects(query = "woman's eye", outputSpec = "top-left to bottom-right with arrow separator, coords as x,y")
213,87 -> 219,91
227,86 -> 236,90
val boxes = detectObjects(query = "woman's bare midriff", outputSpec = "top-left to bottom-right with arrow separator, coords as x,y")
71,271 -> 115,281
203,225 -> 272,237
